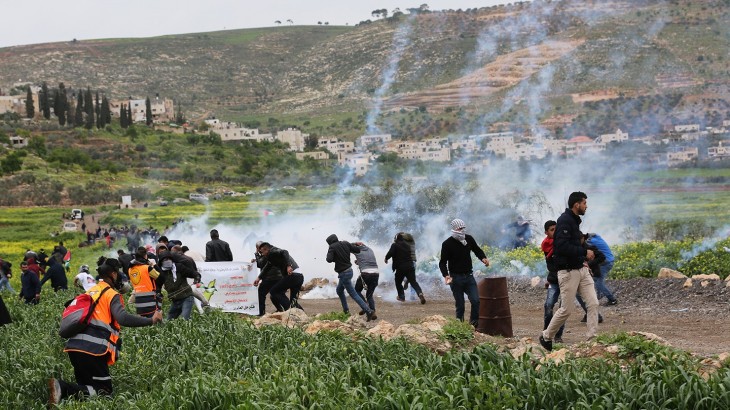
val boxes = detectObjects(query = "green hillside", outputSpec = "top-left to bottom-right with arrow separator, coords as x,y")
0,0 -> 727,135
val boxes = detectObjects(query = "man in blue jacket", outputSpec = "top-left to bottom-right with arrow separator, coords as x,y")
540,192 -> 599,351
585,233 -> 617,305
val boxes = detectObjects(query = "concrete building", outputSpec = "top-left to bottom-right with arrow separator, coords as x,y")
112,97 -> 174,123
296,151 -> 329,161
667,147 -> 698,167
276,128 -> 308,152
0,94 -> 38,117
339,152 -> 373,176
317,137 -> 354,154
357,134 -> 392,148
596,128 -> 629,144
708,142 -> 730,159
485,133 -> 516,155
674,124 -> 700,133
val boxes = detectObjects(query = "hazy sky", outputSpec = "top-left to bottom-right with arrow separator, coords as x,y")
0,0 -> 508,48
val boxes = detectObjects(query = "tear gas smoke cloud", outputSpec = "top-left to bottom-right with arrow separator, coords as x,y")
365,16 -> 415,134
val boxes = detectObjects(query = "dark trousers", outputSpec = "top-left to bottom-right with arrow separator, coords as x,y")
60,351 -> 113,399
394,268 -> 422,299
270,273 -> 304,311
544,283 -> 565,339
449,274 -> 480,325
355,273 -> 379,311
257,278 -> 279,316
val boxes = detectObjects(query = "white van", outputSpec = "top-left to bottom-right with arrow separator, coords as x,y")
63,222 -> 78,232
71,209 -> 83,220
189,193 -> 208,202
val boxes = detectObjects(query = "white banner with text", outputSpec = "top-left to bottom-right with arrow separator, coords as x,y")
195,261 -> 258,315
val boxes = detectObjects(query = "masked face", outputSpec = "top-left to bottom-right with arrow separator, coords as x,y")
161,259 -> 174,270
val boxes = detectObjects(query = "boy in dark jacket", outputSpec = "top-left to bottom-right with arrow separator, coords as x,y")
155,251 -> 201,320
541,220 -> 565,343
19,261 -> 41,304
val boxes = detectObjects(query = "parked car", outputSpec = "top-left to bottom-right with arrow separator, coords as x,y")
70,209 -> 83,220
159,200 -> 169,206
63,222 -> 78,232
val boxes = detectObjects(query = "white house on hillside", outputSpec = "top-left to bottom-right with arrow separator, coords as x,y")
276,128 -> 308,151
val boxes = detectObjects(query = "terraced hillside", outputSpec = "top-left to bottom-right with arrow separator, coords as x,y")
0,0 -> 728,124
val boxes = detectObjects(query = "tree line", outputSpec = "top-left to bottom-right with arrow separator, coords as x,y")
27,82 -> 175,129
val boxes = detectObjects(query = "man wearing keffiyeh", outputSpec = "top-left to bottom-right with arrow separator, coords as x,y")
438,218 -> 490,326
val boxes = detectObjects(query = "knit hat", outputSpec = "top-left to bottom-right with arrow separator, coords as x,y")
450,219 -> 466,230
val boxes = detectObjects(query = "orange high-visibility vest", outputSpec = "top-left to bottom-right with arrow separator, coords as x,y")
129,263 -> 159,315
64,281 -> 121,365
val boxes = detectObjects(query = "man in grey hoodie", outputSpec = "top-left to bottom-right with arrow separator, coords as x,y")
353,242 -> 380,315
326,234 -> 377,321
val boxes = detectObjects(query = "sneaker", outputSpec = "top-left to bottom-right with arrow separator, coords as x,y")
396,296 -> 405,302
366,311 -> 378,322
581,314 -> 604,323
48,378 -> 62,405
607,299 -> 618,306
418,293 -> 426,305
554,337 -> 564,344
358,310 -> 365,316
539,335 -> 553,351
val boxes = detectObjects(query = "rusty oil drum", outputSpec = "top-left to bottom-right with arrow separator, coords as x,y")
477,277 -> 513,337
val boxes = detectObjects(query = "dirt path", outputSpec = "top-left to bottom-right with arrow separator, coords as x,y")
290,281 -> 730,357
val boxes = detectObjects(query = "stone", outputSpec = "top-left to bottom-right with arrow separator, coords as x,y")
683,278 -> 693,288
700,280 -> 710,288
254,316 -> 284,328
658,268 -> 686,279
692,274 -> 721,281
530,276 -> 542,288
627,331 -> 671,346
419,315 -> 449,332
305,320 -> 355,335
278,308 -> 309,327
367,321 -> 396,340
301,277 -> 330,293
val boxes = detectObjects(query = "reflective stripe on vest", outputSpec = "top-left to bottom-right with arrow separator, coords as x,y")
64,281 -> 121,365
133,291 -> 159,314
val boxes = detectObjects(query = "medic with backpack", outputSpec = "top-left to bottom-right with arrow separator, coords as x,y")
49,259 -> 163,405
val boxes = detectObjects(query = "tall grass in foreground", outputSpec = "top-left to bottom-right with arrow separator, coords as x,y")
0,290 -> 728,409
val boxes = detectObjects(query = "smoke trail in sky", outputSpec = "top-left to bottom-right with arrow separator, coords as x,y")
365,17 -> 414,134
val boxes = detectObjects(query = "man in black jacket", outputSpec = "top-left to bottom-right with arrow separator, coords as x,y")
155,251 -> 201,320
439,219 -> 490,327
260,242 -> 304,312
205,229 -> 233,262
326,234 -> 377,321
385,233 -> 425,304
40,255 -> 68,292
540,192 -> 599,351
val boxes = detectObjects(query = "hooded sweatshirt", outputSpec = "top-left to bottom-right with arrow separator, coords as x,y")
326,234 -> 360,273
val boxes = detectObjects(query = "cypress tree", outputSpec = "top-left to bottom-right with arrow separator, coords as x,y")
120,104 -> 127,128
25,88 -> 35,118
84,88 -> 94,129
145,96 -> 153,126
101,95 -> 111,127
95,91 -> 101,129
40,82 -> 51,119
127,102 -> 133,125
66,97 -> 75,127
55,83 -> 67,126
75,92 -> 84,126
